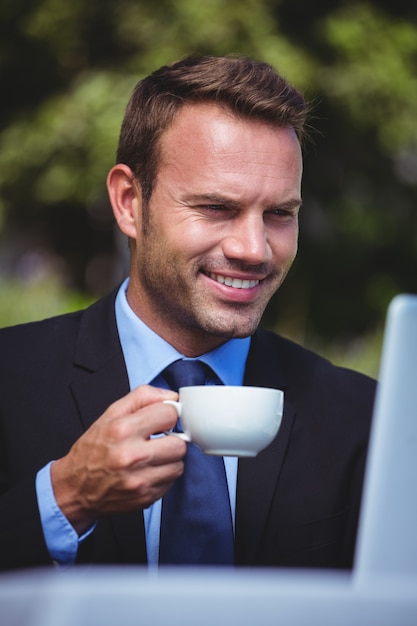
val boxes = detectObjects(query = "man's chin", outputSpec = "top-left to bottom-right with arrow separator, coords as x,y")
203,317 -> 262,340
191,301 -> 267,341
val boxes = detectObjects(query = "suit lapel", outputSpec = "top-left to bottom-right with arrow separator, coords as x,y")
69,290 -> 147,564
70,290 -> 129,430
235,329 -> 296,564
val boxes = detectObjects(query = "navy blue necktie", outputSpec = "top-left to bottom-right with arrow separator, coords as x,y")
159,359 -> 235,565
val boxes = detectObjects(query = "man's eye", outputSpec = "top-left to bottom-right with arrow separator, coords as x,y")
268,208 -> 297,218
204,205 -> 227,211
268,209 -> 290,217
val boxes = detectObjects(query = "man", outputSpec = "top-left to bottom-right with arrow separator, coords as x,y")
0,55 -> 376,571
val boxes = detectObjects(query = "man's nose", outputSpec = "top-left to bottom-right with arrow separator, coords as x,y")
221,214 -> 272,266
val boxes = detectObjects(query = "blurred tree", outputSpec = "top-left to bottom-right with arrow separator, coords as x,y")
0,0 -> 416,376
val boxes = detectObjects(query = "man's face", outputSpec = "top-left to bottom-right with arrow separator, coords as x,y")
127,103 -> 303,356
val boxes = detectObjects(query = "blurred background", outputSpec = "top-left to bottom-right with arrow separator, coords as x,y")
0,0 -> 416,378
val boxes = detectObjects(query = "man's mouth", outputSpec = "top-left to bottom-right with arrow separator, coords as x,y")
208,272 -> 260,289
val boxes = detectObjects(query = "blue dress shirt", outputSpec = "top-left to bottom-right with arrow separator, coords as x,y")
36,278 -> 250,566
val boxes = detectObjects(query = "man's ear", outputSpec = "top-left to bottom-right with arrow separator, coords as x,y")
107,164 -> 142,239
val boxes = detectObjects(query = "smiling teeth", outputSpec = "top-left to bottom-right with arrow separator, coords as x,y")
209,273 -> 259,289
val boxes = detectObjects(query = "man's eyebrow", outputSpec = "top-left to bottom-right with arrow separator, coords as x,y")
272,198 -> 303,211
183,193 -> 241,208
183,194 -> 303,210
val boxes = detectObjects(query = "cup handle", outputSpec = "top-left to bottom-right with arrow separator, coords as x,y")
162,400 -> 191,442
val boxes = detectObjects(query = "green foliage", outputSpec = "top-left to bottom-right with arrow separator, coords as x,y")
0,274 -> 93,328
0,71 -> 132,205
319,4 -> 417,153
307,328 -> 383,379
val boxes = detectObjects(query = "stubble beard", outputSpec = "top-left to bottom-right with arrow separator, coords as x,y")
134,213 -> 288,347
136,254 -> 284,348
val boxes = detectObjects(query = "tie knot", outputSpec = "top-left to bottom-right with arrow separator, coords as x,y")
163,359 -> 210,392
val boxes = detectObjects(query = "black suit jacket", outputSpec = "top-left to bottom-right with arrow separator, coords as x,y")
0,289 -> 376,571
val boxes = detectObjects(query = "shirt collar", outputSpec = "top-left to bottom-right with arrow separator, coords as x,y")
115,278 -> 250,390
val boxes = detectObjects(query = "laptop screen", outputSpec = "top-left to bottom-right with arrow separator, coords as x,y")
354,294 -> 417,577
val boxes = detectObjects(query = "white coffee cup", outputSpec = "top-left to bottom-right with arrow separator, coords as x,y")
163,385 -> 284,457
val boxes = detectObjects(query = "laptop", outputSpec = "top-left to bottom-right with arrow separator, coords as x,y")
354,293 -> 417,577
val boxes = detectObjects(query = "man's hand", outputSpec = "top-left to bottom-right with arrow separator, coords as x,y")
51,385 -> 184,534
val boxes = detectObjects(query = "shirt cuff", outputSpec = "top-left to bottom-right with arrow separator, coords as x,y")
36,461 -> 95,566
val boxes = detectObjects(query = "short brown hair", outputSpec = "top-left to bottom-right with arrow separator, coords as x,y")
116,55 -> 309,206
